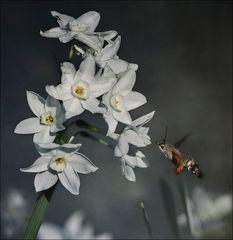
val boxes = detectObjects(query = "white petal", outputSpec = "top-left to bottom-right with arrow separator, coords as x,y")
129,63 -> 138,71
90,77 -> 114,98
33,127 -> 56,143
14,118 -> 43,134
46,83 -> 73,101
58,165 -> 80,195
40,27 -> 67,38
123,129 -> 144,147
123,91 -> 147,111
38,223 -> 64,239
51,11 -> 75,28
20,156 -> 50,173
59,143 -> 82,155
136,152 -> 148,168
133,111 -> 155,127
117,135 -> 129,155
103,111 -> 118,136
50,122 -> 65,133
121,162 -> 136,182
35,142 -> 60,155
34,171 -> 58,192
100,36 -> 121,61
76,55 -> 95,83
67,154 -> 98,174
45,95 -> 61,116
109,60 -> 138,75
75,11 -> 100,32
114,145 -> 122,157
107,59 -> 128,74
138,127 -> 150,136
63,212 -> 83,238
103,65 -> 116,78
113,110 -> 132,125
81,98 -> 105,114
97,30 -> 118,41
123,155 -> 137,168
50,106 -> 66,133
61,62 -> 76,83
63,98 -> 84,119
112,70 -> 136,96
59,32 -> 77,43
75,32 -> 103,50
26,91 -> 45,117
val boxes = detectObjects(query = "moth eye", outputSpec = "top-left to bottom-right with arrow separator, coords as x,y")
160,144 -> 165,149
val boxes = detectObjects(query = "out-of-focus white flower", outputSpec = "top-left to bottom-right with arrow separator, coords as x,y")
114,134 -> 148,182
46,56 -> 115,119
177,186 -> 232,238
20,143 -> 98,195
14,91 -> 65,143
1,189 -> 29,238
102,69 -> 147,136
40,11 -> 117,50
94,36 -> 138,74
38,211 -> 113,239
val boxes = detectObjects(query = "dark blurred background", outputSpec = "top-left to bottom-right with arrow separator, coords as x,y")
1,1 -> 232,239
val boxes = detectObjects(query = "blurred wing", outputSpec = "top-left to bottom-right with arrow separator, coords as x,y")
174,133 -> 192,148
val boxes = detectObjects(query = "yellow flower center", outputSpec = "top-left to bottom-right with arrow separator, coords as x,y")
110,95 -> 123,112
45,115 -> 54,124
74,86 -> 85,97
41,112 -> 55,126
72,81 -> 90,100
50,156 -> 66,172
54,158 -> 65,165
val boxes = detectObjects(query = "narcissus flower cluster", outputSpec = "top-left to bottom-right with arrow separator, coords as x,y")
14,11 -> 155,194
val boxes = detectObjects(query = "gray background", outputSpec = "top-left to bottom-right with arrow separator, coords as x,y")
1,1 -> 232,239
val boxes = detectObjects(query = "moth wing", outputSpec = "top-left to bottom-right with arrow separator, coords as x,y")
174,133 -> 192,148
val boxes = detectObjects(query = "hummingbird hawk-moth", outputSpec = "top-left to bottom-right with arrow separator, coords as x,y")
157,127 -> 203,178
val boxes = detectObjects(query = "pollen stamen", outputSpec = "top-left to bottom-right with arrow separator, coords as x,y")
110,95 -> 123,112
75,86 -> 85,97
41,112 -> 55,126
45,115 -> 54,124
55,158 -> 65,165
72,81 -> 90,100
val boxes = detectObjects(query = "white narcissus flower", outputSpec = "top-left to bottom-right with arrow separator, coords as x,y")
112,112 -> 154,182
14,92 -> 65,143
40,11 -> 117,50
114,135 -> 148,182
38,211 -> 113,239
177,187 -> 232,239
102,69 -> 147,136
46,55 -> 115,119
121,111 -> 155,147
94,36 -> 138,74
1,189 -> 30,238
20,143 -> 98,195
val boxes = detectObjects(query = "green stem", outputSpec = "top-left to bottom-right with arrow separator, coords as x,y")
75,119 -> 106,135
73,130 -> 114,149
22,185 -> 56,239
